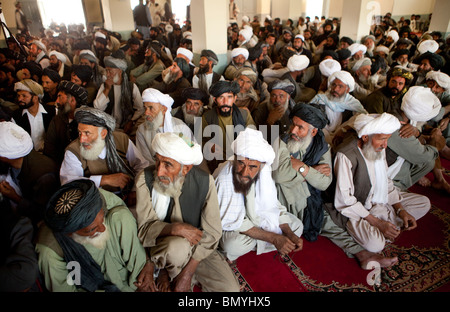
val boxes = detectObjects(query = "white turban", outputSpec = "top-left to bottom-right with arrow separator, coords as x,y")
387,30 -> 399,43
32,40 -> 47,52
352,57 -> 372,72
426,71 -> 450,91
142,88 -> 175,132
295,34 -> 305,41
375,45 -> 390,55
0,121 -> 33,159
328,70 -> 355,92
176,47 -> 193,62
418,40 -> 439,54
95,31 -> 107,39
182,31 -> 192,39
14,79 -> 44,96
231,48 -> 249,60
348,43 -> 367,56
319,59 -> 341,77
49,50 -> 67,64
239,28 -> 253,43
354,113 -> 401,138
151,132 -> 203,166
231,128 -> 275,165
401,86 -> 442,123
287,54 -> 310,72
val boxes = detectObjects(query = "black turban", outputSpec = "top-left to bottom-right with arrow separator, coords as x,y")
71,64 -> 93,83
22,61 -> 43,78
248,45 -> 263,62
340,36 -> 354,45
289,103 -> 328,129
200,49 -> 218,65
182,87 -> 209,105
393,49 -> 410,60
268,79 -> 295,95
416,51 -> 444,71
58,80 -> 88,106
42,67 -> 61,83
336,48 -> 351,61
321,49 -> 339,61
174,57 -> 190,78
209,80 -> 240,97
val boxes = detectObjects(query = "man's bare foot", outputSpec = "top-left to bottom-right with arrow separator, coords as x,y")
431,179 -> 450,195
439,145 -> 450,161
355,250 -> 398,270
156,268 -> 171,292
417,176 -> 431,187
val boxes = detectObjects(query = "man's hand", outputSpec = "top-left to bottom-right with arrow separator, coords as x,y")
398,210 -> 417,231
266,105 -> 285,125
100,173 -> 131,189
365,214 -> 400,241
312,163 -> 331,176
170,222 -> 203,246
134,260 -> 157,292
399,122 -> 419,138
0,180 -> 22,203
429,128 -> 446,150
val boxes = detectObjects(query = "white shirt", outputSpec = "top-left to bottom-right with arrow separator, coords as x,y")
59,139 -> 149,187
21,104 -> 48,152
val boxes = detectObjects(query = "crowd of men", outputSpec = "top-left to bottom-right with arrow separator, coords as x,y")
1,7 -> 450,292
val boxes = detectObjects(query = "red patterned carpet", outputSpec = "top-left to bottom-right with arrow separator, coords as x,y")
230,158 -> 450,292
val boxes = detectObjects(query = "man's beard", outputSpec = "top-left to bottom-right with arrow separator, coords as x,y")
18,100 -> 34,109
153,169 -> 185,198
358,73 -> 370,88
287,131 -> 313,154
182,104 -> 203,125
217,104 -> 233,117
49,62 -> 60,71
197,63 -> 210,75
361,140 -> 383,161
145,55 -> 154,67
145,110 -> 164,131
71,222 -> 110,250
232,161 -> 260,195
163,70 -> 178,85
268,97 -> 289,112
80,135 -> 106,160
388,87 -> 401,96
325,90 -> 346,102
57,101 -> 72,116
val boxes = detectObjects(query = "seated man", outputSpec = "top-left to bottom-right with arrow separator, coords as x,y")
334,113 -> 430,259
135,132 -> 239,292
60,106 -> 148,198
223,48 -> 251,81
272,104 -> 332,241
36,179 -> 154,292
172,87 -> 209,134
214,128 -> 304,262
309,70 -> 367,144
136,88 -> 193,165
130,41 -> 166,92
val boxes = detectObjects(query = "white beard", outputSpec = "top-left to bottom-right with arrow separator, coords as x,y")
362,141 -> 383,161
163,70 -> 178,84
80,135 -> 106,161
182,104 -> 203,126
153,170 -> 185,198
144,110 -> 164,131
71,222 -> 110,250
287,131 -> 313,154
325,90 -> 346,103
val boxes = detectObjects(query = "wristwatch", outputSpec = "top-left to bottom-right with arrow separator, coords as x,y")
298,164 -> 306,174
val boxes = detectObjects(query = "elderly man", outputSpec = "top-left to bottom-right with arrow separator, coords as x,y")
36,179 -> 153,292
193,49 -> 225,99
272,104 -> 332,241
130,41 -> 166,92
214,128 -> 304,261
28,40 -> 50,69
12,79 -> 56,152
44,81 -> 88,164
0,121 -> 59,226
224,48 -> 251,81
49,50 -> 72,81
41,68 -> 61,106
334,113 -> 430,259
252,79 -> 296,143
60,106 -> 148,198
202,80 -> 255,172
94,51 -> 144,136
278,54 -> 311,103
309,70 -> 367,143
135,132 -> 239,292
172,87 -> 209,134
351,57 -> 374,101
136,88 -> 193,165
363,67 -> 414,119
234,67 -> 265,113
151,57 -> 192,108
347,43 -> 367,70
300,58 -> 342,101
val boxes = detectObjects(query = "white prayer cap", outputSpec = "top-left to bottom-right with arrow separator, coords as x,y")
239,28 -> 253,43
328,70 -> 355,92
294,34 -> 305,41
348,43 -> 367,56
242,15 -> 250,23
319,59 -> 341,77
94,31 -> 107,39
142,88 -> 174,110
152,132 -> 203,166
426,71 -> 450,91
401,86 -> 442,122
31,40 -> 47,52
231,48 -> 249,60
352,57 -> 372,72
176,47 -> 193,62
79,49 -> 98,63
418,40 -> 439,54
354,113 -> 401,138
182,31 -> 192,39
231,128 -> 275,166
14,79 -> 44,96
287,54 -> 310,72
165,24 -> 173,33
0,121 -> 33,159
375,45 -> 390,55
387,30 -> 399,43
49,50 -> 67,64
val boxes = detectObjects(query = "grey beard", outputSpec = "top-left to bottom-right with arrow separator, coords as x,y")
361,141 -> 383,161
71,222 -> 110,250
57,102 -> 72,116
268,97 -> 289,112
325,90 -> 347,103
80,135 -> 106,160
163,70 -> 178,84
153,169 -> 185,198
145,110 -> 164,131
182,104 -> 203,125
287,131 -> 313,154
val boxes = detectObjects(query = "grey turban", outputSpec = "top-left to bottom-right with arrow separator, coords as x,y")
268,79 -> 295,95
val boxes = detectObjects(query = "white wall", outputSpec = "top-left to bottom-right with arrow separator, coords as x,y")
392,0 -> 435,16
